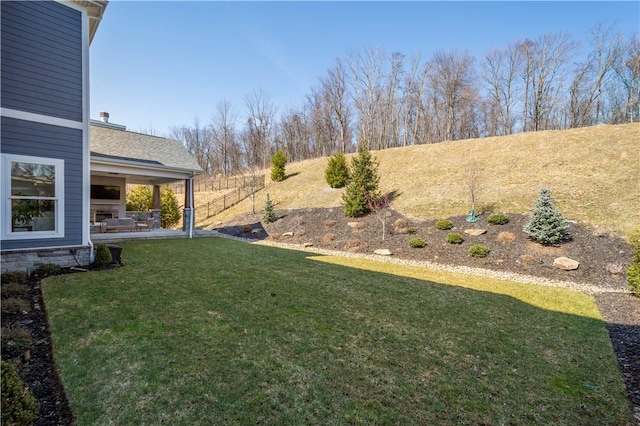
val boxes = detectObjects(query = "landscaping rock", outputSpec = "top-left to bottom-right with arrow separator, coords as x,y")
553,257 -> 580,271
250,228 -> 262,234
347,222 -> 360,228
282,231 -> 294,237
374,249 -> 393,256
302,242 -> 313,248
464,229 -> 487,236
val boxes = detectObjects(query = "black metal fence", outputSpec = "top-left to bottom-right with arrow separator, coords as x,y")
193,175 -> 265,222
172,174 -> 264,194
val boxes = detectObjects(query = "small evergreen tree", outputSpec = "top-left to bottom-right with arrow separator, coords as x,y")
523,187 -> 569,244
262,193 -> 276,223
325,152 -> 350,188
160,186 -> 181,228
93,244 -> 113,268
125,185 -> 152,211
342,140 -> 381,218
270,149 -> 288,182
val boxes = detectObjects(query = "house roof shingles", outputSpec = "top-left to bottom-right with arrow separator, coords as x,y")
90,123 -> 203,173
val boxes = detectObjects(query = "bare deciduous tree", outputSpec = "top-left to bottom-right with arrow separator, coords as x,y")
428,50 -> 476,141
210,99 -> 238,176
244,90 -> 276,169
481,43 -> 521,136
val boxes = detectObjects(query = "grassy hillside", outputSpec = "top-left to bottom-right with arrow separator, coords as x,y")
202,123 -> 640,237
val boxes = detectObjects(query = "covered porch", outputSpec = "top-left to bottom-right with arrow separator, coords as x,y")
89,117 -> 203,237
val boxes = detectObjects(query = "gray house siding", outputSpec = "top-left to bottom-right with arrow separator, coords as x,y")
0,1 -> 83,121
0,117 -> 84,251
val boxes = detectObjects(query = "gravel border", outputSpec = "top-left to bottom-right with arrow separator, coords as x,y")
215,233 -> 630,295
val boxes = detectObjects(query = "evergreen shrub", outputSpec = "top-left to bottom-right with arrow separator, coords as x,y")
1,360 -> 39,426
523,188 -> 569,244
325,152 -> 350,188
409,238 -> 426,248
446,233 -> 464,244
487,214 -> 510,225
436,220 -> 454,230
93,244 -> 113,268
406,227 -> 418,234
468,245 -> 490,258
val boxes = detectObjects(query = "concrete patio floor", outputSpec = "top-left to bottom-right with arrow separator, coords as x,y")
90,229 -> 219,243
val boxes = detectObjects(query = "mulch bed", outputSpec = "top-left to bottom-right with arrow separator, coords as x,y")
2,207 -> 638,424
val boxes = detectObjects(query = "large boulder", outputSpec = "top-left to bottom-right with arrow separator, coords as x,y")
553,257 -> 580,271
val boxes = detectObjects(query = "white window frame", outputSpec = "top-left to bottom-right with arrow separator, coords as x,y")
1,153 -> 65,240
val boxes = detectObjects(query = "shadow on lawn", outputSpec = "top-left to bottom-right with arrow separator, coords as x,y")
213,221 -> 269,241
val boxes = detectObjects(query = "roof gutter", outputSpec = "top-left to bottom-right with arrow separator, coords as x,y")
91,156 -> 203,175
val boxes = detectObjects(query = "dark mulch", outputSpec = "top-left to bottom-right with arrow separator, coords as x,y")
2,265 -> 117,425
215,207 -> 640,421
2,207 -> 638,424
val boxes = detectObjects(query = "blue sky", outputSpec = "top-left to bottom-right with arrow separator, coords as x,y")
90,1 -> 640,135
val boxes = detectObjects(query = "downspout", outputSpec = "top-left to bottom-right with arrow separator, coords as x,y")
88,237 -> 95,263
189,174 -> 194,239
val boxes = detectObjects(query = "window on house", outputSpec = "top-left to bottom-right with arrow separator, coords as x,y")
2,154 -> 64,239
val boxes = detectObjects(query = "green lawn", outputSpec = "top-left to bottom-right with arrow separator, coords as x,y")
44,238 -> 633,425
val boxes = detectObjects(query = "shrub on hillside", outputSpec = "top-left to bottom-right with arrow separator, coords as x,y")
487,214 -> 510,225
468,245 -> 490,258
523,188 -> 569,245
436,220 -> 454,230
446,233 -> 464,244
342,140 -> 381,218
406,227 -> 418,235
325,152 -> 350,188
93,244 -> 113,268
409,238 -> 426,248
270,149 -> 288,182
628,230 -> 640,296
1,360 -> 39,426
262,193 -> 276,223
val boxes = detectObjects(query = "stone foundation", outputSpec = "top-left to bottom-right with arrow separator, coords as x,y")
1,246 -> 91,273
182,207 -> 193,232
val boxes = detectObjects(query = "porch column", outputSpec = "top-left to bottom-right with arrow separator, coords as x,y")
151,185 -> 161,229
182,178 -> 193,233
